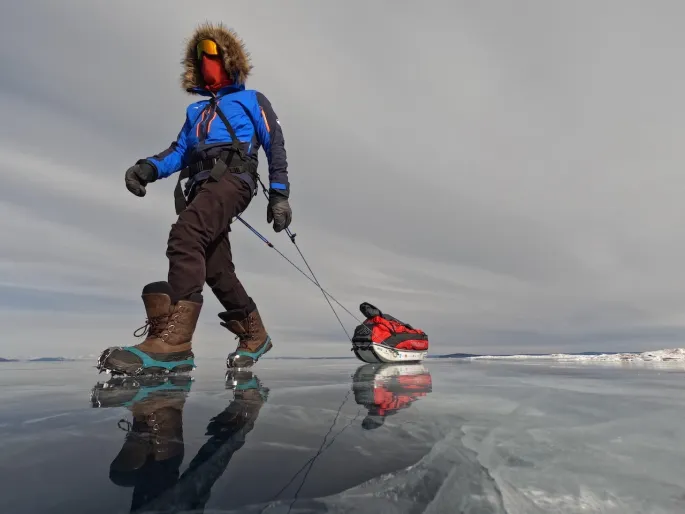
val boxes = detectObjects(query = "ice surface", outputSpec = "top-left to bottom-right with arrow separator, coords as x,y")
0,355 -> 684,513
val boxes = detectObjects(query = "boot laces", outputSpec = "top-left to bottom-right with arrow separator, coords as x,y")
235,333 -> 250,350
133,314 -> 168,338
117,416 -> 160,446
234,315 -> 257,350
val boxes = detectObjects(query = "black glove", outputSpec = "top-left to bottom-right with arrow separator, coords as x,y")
267,190 -> 292,232
124,161 -> 158,197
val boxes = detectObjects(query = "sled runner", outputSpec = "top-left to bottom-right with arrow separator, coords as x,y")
351,303 -> 428,363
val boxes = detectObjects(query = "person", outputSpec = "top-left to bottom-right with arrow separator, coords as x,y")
97,22 -> 291,376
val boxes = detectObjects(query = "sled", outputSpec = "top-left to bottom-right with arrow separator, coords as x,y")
351,302 -> 428,363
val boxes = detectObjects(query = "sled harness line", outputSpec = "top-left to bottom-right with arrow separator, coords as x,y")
233,178 -> 361,342
259,174 -> 354,342
232,216 -> 358,324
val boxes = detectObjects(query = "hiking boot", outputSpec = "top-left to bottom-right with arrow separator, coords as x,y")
97,281 -> 202,376
219,308 -> 272,369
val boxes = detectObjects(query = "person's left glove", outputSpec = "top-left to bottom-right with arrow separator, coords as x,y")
267,190 -> 292,232
124,161 -> 158,197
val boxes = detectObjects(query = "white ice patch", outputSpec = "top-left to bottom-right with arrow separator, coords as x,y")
22,412 -> 70,424
464,347 -> 685,364
260,441 -> 314,452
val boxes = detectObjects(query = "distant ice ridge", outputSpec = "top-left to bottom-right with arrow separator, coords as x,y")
465,348 -> 685,363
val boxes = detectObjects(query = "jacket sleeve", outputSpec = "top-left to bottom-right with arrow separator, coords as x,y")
252,91 -> 289,196
144,114 -> 192,179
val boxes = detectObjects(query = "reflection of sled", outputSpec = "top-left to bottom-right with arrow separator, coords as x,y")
351,302 -> 428,363
353,362 -> 433,387
352,363 -> 433,429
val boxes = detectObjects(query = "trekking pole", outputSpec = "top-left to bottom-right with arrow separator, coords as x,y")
234,215 -> 362,326
254,179 -> 354,340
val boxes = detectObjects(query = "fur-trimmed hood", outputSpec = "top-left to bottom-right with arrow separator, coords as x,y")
181,22 -> 253,93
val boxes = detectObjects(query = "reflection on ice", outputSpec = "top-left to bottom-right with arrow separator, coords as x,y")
352,363 -> 432,430
87,363 -> 440,513
2,357 -> 684,514
91,371 -> 267,513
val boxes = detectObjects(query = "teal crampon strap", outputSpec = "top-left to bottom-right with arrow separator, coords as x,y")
236,336 -> 272,359
123,380 -> 193,407
235,377 -> 259,390
124,346 -> 195,371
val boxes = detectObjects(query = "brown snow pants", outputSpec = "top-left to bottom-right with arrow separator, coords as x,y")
166,171 -> 256,317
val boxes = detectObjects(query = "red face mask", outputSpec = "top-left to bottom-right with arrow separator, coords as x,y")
201,55 -> 233,91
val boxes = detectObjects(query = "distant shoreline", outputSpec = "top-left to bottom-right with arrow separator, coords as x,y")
0,357 -> 74,362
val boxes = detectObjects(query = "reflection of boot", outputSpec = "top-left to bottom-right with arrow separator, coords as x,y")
205,372 -> 267,439
90,375 -> 193,408
91,375 -> 191,512
160,371 -> 268,513
220,308 -> 272,369
110,405 -> 184,474
225,369 -> 270,401
203,370 -> 269,437
97,282 -> 201,376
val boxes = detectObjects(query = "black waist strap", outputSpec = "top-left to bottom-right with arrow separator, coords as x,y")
173,152 -> 257,215
188,157 -> 219,176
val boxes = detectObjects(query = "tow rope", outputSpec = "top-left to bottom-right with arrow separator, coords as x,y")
234,179 -> 361,342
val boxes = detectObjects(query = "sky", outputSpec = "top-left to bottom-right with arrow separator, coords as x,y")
1,0 -> 685,359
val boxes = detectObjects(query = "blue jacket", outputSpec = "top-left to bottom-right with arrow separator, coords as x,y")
144,84 -> 289,195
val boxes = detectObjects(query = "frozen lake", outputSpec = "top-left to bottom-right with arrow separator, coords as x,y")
0,355 -> 684,513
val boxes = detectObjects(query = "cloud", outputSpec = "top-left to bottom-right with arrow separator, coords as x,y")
1,0 -> 685,359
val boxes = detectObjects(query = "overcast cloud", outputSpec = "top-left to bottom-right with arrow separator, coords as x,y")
1,0 -> 684,359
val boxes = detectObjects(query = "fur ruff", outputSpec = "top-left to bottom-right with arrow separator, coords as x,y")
181,21 -> 252,93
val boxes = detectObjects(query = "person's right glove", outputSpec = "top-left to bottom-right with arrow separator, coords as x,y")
124,161 -> 158,197
266,190 -> 292,233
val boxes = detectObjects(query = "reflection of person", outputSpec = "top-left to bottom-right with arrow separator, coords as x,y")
90,371 -> 267,513
352,363 -> 433,429
97,22 -> 291,377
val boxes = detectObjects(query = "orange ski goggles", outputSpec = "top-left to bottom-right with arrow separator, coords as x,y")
196,39 -> 219,59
